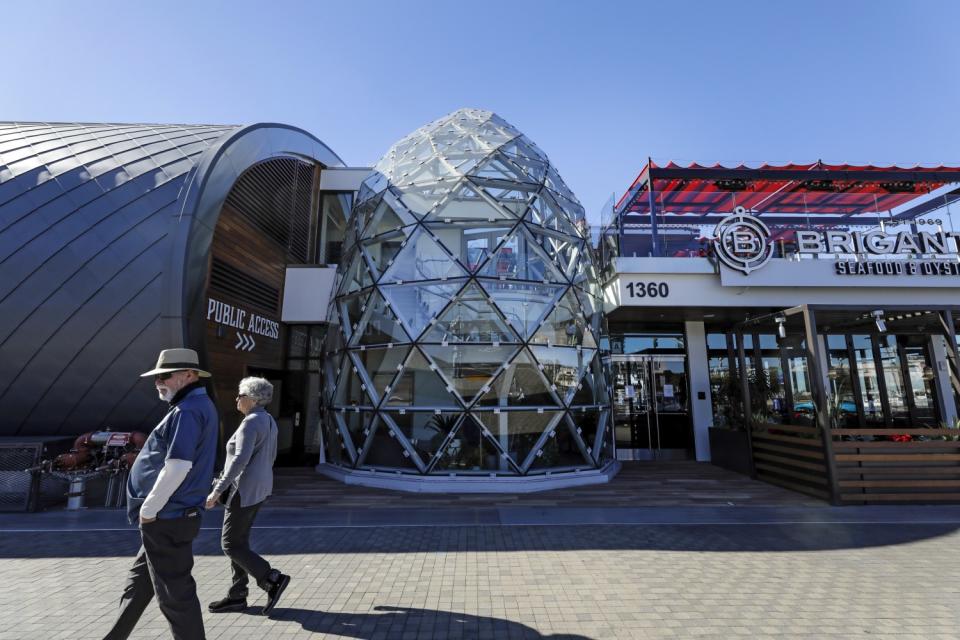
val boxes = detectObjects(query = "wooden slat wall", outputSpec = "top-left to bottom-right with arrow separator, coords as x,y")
831,429 -> 960,504
751,424 -> 831,500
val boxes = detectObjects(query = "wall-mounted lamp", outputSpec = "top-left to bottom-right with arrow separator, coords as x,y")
872,310 -> 887,333
775,314 -> 787,339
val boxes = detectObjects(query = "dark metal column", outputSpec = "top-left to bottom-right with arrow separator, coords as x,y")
735,328 -> 756,477
801,306 -> 840,505
845,334 -> 867,428
939,310 -> 960,403
646,160 -> 661,257
871,336 -> 894,427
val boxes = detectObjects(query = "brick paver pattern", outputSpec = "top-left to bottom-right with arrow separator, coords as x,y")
0,522 -> 957,639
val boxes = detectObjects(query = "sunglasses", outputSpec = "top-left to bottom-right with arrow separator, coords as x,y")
155,372 -> 176,381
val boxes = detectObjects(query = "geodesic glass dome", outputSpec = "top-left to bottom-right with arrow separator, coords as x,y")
322,108 -> 611,479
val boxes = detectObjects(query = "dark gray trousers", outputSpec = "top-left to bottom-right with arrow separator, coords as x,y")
222,491 -> 272,599
104,513 -> 205,640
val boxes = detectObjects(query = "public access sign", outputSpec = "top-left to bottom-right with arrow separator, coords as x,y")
207,297 -> 280,352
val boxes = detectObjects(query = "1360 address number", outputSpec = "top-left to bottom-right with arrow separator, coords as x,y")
624,281 -> 670,298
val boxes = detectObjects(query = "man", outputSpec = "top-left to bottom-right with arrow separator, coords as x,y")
104,348 -> 218,640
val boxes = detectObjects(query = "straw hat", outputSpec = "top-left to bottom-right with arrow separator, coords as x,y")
140,348 -> 212,378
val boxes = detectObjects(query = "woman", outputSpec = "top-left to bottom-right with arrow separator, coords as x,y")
205,376 -> 290,615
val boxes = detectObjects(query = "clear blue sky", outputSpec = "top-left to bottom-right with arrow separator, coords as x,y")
4,0 -> 959,222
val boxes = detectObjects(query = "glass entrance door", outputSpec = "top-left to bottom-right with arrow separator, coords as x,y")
611,355 -> 692,460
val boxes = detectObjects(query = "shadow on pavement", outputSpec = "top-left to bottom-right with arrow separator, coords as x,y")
259,604 -> 593,639
1,518 -> 958,558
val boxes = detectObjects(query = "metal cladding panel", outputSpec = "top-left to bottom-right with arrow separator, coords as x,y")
0,122 -> 237,436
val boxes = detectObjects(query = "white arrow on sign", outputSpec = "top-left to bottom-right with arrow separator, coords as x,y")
234,332 -> 256,351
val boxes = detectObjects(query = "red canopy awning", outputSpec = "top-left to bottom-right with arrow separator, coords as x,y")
617,161 -> 960,216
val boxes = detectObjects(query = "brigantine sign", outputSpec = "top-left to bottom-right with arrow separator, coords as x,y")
207,298 -> 280,354
713,207 -> 960,276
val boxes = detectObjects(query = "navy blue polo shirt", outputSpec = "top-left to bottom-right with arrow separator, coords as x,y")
127,386 -> 219,523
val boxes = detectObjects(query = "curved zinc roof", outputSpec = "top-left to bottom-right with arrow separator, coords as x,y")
0,122 -> 341,435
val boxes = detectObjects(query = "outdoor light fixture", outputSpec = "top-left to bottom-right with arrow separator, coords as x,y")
872,310 -> 887,333
775,314 -> 787,339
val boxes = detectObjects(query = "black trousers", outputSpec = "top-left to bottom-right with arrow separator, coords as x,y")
104,513 -> 205,640
222,491 -> 272,598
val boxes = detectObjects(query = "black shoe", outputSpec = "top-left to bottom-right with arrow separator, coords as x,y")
262,572 -> 290,615
208,596 -> 247,613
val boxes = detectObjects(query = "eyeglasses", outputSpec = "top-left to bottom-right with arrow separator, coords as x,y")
155,372 -> 176,381
235,394 -> 249,401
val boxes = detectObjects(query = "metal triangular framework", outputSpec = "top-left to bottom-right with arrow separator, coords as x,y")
428,414 -> 512,474
382,347 -> 462,410
420,343 -> 520,406
526,411 -> 593,473
350,289 -> 411,347
322,108 -> 611,478
478,281 -> 566,341
379,279 -> 467,342
420,281 -> 521,344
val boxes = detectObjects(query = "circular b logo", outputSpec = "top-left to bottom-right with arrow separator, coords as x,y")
713,207 -> 773,274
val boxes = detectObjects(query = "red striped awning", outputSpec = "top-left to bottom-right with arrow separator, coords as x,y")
617,161 -> 960,216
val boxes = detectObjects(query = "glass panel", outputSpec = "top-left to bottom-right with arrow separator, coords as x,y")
782,336 -> 812,427
337,290 -> 370,340
363,232 -> 407,277
385,348 -> 461,408
479,281 -> 565,340
473,410 -> 557,471
358,419 -> 418,471
529,346 -> 595,404
526,191 -> 579,237
338,250 -> 374,294
424,180 -> 514,221
308,326 -> 326,357
380,230 -> 468,282
568,410 -> 601,461
351,290 -> 410,346
755,353 -> 786,425
825,335 -> 857,428
352,345 -> 411,401
431,415 -> 505,473
318,193 -> 350,265
324,408 -> 345,466
421,282 -> 520,344
528,418 -> 590,471
613,332 -> 685,355
335,410 -> 376,461
476,348 -> 559,408
421,344 -> 518,404
333,364 -> 373,408
568,351 -> 606,406
472,151 -> 538,185
380,280 -> 464,341
477,227 -> 565,282
396,182 -> 448,217
425,223 -> 514,272
878,335 -> 909,426
530,288 -> 595,348
529,227 -> 582,278
385,411 -> 460,468
904,341 -> 938,427
287,326 -> 309,359
851,335 -> 885,427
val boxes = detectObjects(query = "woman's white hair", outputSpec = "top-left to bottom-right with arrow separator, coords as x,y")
238,376 -> 273,407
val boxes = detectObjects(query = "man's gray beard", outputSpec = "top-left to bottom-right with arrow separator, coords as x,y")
157,388 -> 174,402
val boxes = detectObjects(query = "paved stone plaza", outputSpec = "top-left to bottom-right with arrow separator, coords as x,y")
1,504 -> 958,639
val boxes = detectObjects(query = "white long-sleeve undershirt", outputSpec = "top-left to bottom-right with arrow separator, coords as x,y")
139,458 -> 193,520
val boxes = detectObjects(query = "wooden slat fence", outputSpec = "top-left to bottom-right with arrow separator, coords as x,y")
750,424 -> 831,500
831,429 -> 960,504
